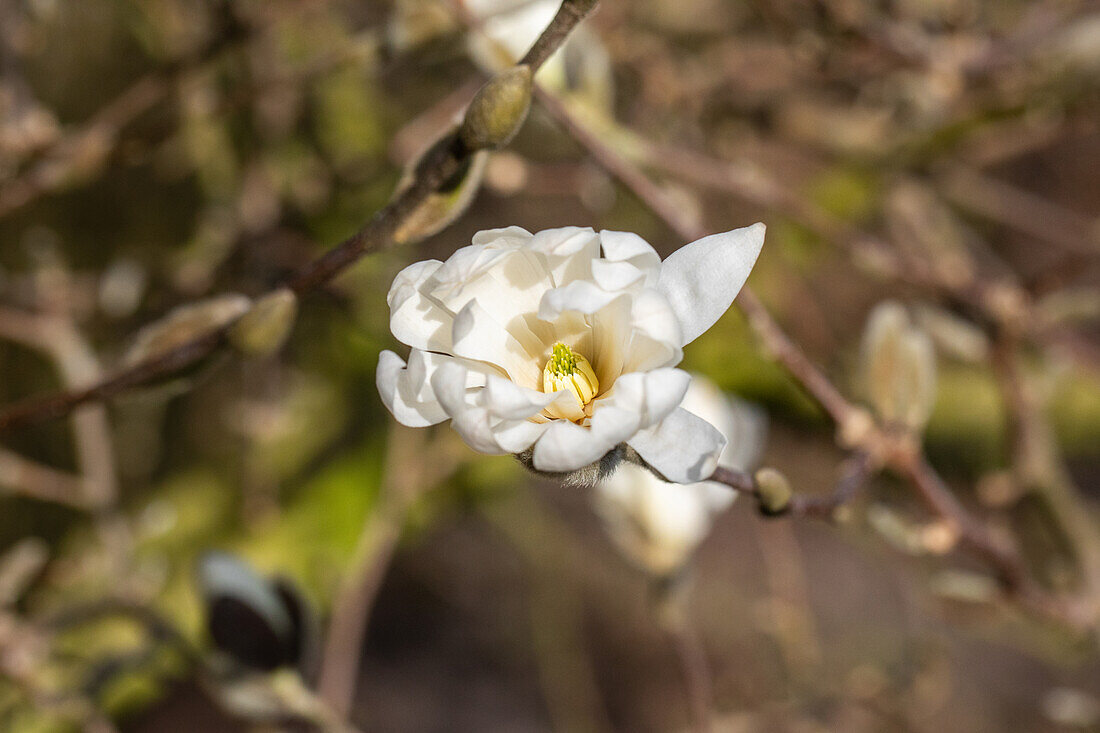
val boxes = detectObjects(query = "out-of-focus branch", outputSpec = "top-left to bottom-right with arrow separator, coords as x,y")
0,447 -> 91,508
0,0 -> 601,438
0,1 -> 251,220
0,304 -> 116,508
592,116 -> 1100,375
529,76 -> 1089,629
316,427 -> 462,718
937,164 -> 1100,257
992,332 -> 1100,628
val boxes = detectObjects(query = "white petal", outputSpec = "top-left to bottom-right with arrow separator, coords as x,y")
627,408 -> 727,484
622,289 -> 683,372
482,374 -> 560,420
528,226 -> 600,286
490,419 -> 548,453
471,226 -> 533,247
656,223 -> 765,346
376,350 -> 448,427
538,280 -> 628,321
430,362 -> 506,454
388,260 -> 454,352
598,230 -> 661,283
531,419 -> 618,472
640,369 -> 691,426
591,259 -> 645,292
591,368 -> 687,429
452,300 -> 542,388
599,230 -> 659,263
588,297 -> 631,388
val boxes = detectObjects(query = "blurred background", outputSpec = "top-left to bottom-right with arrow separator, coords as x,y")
1,0 -> 1099,730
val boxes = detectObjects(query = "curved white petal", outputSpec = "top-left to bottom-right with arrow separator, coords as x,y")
388,260 -> 454,352
531,419 -> 617,472
639,368 -> 691,426
491,419 -> 548,454
431,361 -> 506,454
598,230 -> 661,283
656,223 -> 765,346
627,407 -> 726,484
528,227 -> 600,286
482,374 -> 560,420
376,350 -> 448,427
591,259 -> 646,292
471,226 -> 533,247
595,368 -> 689,429
622,289 -> 683,373
538,280 -> 628,321
452,300 -> 542,388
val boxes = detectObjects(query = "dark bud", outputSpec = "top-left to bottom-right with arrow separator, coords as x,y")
198,552 -> 312,673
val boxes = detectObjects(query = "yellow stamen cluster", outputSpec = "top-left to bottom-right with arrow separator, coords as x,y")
542,342 -> 599,422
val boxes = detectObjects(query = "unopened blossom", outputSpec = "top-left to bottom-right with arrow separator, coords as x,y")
377,224 -> 765,484
860,301 -> 937,432
594,374 -> 767,576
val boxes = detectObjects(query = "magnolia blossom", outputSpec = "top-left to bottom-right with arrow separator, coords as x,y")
593,375 -> 766,576
377,224 -> 765,483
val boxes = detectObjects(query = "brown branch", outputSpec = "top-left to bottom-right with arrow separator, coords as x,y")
529,73 -> 1085,628
0,0 -> 600,438
0,1 -> 250,220
316,428 -> 462,718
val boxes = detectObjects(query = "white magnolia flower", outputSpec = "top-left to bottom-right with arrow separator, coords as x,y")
377,224 -> 765,483
594,374 -> 767,576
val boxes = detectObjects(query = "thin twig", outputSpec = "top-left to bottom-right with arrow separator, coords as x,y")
316,428 -> 462,718
530,69 -> 1085,629
0,0 -> 600,438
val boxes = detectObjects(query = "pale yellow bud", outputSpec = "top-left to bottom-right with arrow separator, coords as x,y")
860,301 -> 937,432
229,288 -> 298,357
754,467 -> 792,516
541,342 -> 599,422
123,294 -> 251,367
460,66 -> 533,151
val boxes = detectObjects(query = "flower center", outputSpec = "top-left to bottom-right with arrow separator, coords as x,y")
542,342 -> 599,421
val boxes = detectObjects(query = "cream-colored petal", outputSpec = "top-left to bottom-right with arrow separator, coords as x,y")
627,408 -> 726,484
376,349 -> 449,427
452,300 -> 542,388
657,223 -> 765,346
387,259 -> 454,352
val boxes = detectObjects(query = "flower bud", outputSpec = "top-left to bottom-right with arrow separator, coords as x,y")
459,66 -> 534,151
123,294 -> 251,367
393,146 -> 488,245
754,467 -> 792,516
198,552 -> 311,672
228,288 -> 298,357
860,301 -> 937,432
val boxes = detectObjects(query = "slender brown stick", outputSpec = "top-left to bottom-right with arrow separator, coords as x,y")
0,0 -> 600,438
316,428 -> 461,717
531,73 -> 1084,628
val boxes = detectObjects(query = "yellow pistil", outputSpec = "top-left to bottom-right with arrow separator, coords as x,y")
542,342 -> 599,422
